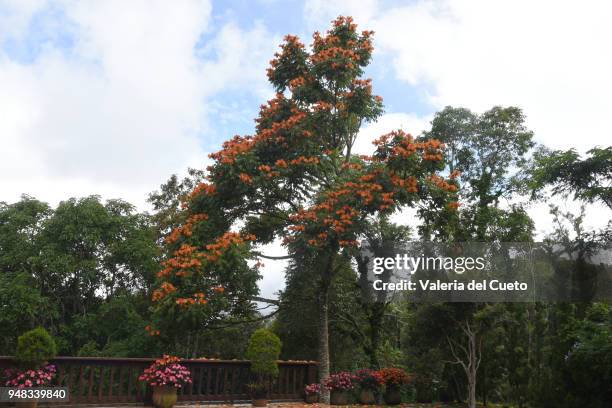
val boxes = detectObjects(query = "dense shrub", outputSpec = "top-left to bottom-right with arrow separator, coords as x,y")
354,368 -> 384,390
379,367 -> 413,387
16,327 -> 57,368
138,355 -> 192,388
245,329 -> 282,378
322,371 -> 356,391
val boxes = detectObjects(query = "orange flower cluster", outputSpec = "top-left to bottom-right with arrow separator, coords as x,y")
373,131 -> 445,163
258,164 -> 280,178
339,240 -> 359,247
152,281 -> 177,302
189,182 -> 216,199
447,201 -> 461,210
450,170 -> 461,179
372,132 -> 395,147
259,108 -> 307,141
289,76 -> 306,89
209,135 -> 256,165
313,101 -> 333,112
329,205 -> 359,233
158,243 -> 204,279
145,325 -> 160,336
256,93 -> 285,123
204,232 -> 255,262
390,173 -> 419,193
311,45 -> 361,69
209,95 -> 309,173
289,156 -> 320,166
428,175 -> 459,192
267,35 -> 305,80
345,180 -> 384,205
379,192 -> 395,211
239,173 -> 252,183
288,224 -> 306,232
309,17 -> 373,72
176,293 -> 207,308
165,213 -> 209,245
333,16 -> 358,30
258,164 -> 271,172
352,78 -> 373,92
341,162 -> 363,170
155,355 -> 181,365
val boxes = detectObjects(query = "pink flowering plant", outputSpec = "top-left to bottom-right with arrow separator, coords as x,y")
322,371 -> 356,391
304,383 -> 321,395
4,364 -> 56,388
138,355 -> 192,388
354,368 -> 384,390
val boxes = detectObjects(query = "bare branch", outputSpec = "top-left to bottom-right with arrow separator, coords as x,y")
251,296 -> 280,306
253,251 -> 292,260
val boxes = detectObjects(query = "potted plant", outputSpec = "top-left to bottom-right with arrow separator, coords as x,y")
379,367 -> 413,405
139,355 -> 192,408
322,372 -> 355,405
245,329 -> 282,407
304,383 -> 321,403
4,327 -> 58,408
354,368 -> 384,404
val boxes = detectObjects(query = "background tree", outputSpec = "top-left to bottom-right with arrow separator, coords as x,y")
0,195 -> 160,356
527,146 -> 612,209
409,105 -> 536,407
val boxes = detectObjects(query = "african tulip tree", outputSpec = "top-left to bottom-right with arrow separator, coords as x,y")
148,16 -> 458,395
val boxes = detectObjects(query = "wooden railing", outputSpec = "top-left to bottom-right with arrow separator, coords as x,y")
0,356 -> 318,405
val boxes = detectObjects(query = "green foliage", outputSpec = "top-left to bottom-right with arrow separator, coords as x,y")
563,303 -> 612,408
425,106 -> 534,206
16,327 -> 57,367
0,273 -> 55,352
0,195 -> 161,357
527,146 -> 612,209
246,329 -> 282,378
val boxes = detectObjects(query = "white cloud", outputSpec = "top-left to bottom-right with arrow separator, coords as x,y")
371,0 -> 612,152
304,0 -> 379,30
0,0 -> 277,209
199,21 -> 279,100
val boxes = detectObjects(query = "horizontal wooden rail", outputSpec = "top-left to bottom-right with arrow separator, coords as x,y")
0,356 -> 318,405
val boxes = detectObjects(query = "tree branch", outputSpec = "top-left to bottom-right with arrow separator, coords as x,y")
205,309 -> 280,330
253,251 -> 292,260
251,296 -> 280,306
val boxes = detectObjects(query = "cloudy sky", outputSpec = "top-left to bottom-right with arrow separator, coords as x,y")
1,0 -> 611,297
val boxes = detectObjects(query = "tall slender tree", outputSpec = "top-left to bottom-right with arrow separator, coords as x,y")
150,16 -> 457,400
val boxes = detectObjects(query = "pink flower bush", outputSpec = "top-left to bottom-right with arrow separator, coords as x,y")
304,383 -> 321,395
4,364 -> 56,388
138,355 -> 192,388
322,371 -> 356,391
354,368 -> 384,390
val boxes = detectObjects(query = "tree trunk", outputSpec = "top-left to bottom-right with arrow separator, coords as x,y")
467,324 -> 478,408
317,290 -> 330,403
448,320 -> 481,408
